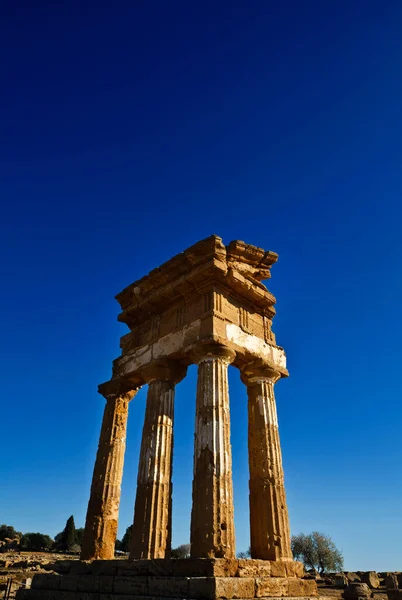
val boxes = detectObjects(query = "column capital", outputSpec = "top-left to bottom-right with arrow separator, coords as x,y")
240,360 -> 281,386
98,379 -> 139,402
139,360 -> 187,385
190,343 -> 236,366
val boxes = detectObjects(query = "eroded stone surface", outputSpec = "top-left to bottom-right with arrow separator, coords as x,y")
242,362 -> 292,561
81,390 -> 136,560
361,571 -> 380,589
17,559 -> 318,600
190,347 -> 236,559
130,363 -> 186,560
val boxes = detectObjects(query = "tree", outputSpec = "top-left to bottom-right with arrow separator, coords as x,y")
54,523 -> 84,552
237,547 -> 251,559
171,544 -> 190,558
0,524 -> 21,541
64,516 -> 76,551
115,538 -> 122,551
74,528 -> 84,548
291,532 -> 343,574
54,516 -> 77,552
20,533 -> 53,551
119,525 -> 133,553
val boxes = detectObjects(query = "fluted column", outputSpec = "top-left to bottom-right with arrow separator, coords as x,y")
190,345 -> 236,558
130,362 -> 186,559
81,384 -> 137,560
241,361 -> 292,561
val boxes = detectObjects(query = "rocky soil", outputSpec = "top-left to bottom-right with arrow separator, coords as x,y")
0,552 -> 79,599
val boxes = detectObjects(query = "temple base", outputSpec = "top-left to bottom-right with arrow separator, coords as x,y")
16,558 -> 317,600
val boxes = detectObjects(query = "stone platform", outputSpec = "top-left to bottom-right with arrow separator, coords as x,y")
16,558 -> 317,600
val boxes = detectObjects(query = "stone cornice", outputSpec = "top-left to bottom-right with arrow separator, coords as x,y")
116,235 -> 277,327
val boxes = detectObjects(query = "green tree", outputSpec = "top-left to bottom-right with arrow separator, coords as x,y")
65,516 -> 76,550
74,528 -> 84,547
115,538 -> 122,551
291,532 -> 343,574
171,544 -> 190,558
119,525 -> 133,553
0,524 -> 21,541
55,516 -> 77,551
20,533 -> 53,551
237,547 -> 251,559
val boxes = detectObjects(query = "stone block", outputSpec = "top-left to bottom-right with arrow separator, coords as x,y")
270,562 -> 287,578
255,577 -> 288,597
343,582 -> 371,600
100,595 -> 140,600
237,560 -> 271,578
288,578 -> 318,596
113,575 -> 149,595
15,593 -> 33,600
53,562 -> 74,575
69,563 -> 91,576
148,576 -> 189,597
335,574 -> 348,587
71,594 -> 94,600
172,559 -> 237,577
77,576 -> 100,592
15,593 -> 31,600
285,561 -> 304,578
59,576 -> 79,592
345,572 -> 361,583
188,577 -> 215,599
32,574 -> 61,591
118,559 -> 173,577
89,561 -> 120,576
57,594 -> 79,600
39,593 -> 71,600
97,576 -> 114,593
35,593 -> 63,600
188,576 -> 255,600
386,574 -> 399,589
361,572 -> 380,589
215,576 -> 255,599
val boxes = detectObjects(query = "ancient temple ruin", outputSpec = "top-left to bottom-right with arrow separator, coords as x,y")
18,235 -> 317,600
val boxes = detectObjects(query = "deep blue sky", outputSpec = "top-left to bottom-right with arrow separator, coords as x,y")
1,1 -> 402,570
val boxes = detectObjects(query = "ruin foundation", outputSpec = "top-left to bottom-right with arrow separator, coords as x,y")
17,558 -> 317,600
18,236 -> 317,600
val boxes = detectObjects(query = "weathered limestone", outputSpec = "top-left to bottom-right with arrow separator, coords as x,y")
190,345 -> 236,559
81,386 -> 137,560
16,558 -> 314,600
361,572 -> 380,589
130,362 -> 186,560
241,361 -> 292,561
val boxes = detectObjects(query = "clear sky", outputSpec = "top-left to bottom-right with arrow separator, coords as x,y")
1,0 -> 402,571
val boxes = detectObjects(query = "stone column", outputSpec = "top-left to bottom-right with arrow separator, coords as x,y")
81,384 -> 137,560
130,362 -> 186,559
241,361 -> 292,561
190,345 -> 236,558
